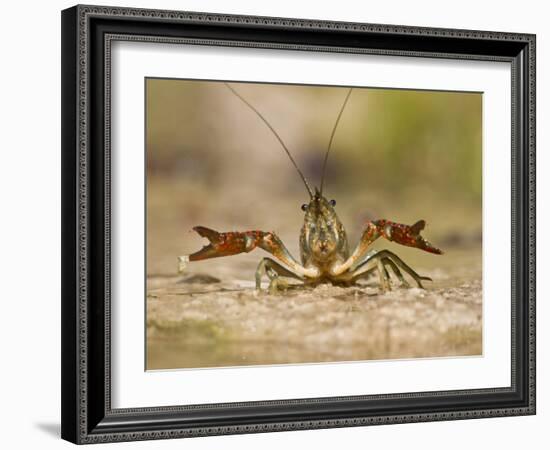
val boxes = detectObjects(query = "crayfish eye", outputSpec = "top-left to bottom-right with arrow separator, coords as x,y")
330,199 -> 336,207
301,204 -> 308,212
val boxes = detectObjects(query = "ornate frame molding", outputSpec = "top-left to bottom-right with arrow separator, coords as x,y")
61,5 -> 536,444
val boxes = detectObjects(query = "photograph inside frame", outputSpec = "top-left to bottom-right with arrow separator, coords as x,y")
145,78 -> 483,370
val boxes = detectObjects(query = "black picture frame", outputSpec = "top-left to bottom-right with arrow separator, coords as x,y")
61,4 -> 536,444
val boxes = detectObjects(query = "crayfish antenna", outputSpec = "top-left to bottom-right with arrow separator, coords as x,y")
223,82 -> 314,198
320,87 -> 353,195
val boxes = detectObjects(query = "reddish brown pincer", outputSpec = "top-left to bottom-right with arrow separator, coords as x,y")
373,219 -> 443,255
189,226 -> 266,261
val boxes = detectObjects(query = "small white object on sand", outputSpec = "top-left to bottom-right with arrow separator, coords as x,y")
177,255 -> 189,274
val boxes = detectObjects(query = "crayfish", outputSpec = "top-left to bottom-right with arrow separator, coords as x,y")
178,83 -> 442,292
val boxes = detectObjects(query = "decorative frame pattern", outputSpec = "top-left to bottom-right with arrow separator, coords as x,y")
61,4 -> 536,444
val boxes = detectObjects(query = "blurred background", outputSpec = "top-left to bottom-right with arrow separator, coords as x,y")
146,79 -> 483,369
146,79 -> 482,277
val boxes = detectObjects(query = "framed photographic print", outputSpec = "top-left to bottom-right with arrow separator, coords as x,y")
61,4 -> 536,444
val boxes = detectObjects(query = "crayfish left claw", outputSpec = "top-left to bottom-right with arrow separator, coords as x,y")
410,220 -> 426,235
374,219 -> 443,255
415,237 -> 443,255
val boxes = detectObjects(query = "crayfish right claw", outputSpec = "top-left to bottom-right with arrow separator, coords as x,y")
187,226 -> 265,261
193,226 -> 221,243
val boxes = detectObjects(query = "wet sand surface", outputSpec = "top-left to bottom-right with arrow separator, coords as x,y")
147,249 -> 482,370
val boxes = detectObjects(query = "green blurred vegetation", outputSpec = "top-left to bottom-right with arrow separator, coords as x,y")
146,79 -> 482,202
335,89 -> 482,200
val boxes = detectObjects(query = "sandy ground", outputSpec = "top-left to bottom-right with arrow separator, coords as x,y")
146,249 -> 482,370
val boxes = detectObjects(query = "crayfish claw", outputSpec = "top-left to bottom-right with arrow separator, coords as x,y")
186,226 -> 265,261
192,226 -> 221,243
410,220 -> 426,236
374,219 -> 443,255
188,244 -> 219,261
